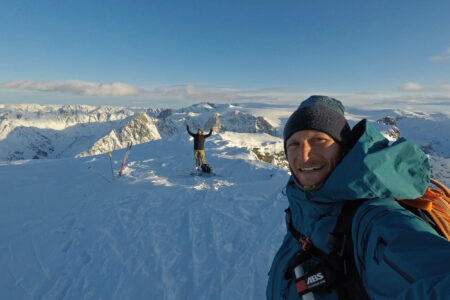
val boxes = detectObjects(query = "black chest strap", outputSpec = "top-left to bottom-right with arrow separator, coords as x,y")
284,201 -> 370,300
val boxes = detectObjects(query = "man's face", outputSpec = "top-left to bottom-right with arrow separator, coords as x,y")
286,130 -> 343,186
197,129 -> 202,134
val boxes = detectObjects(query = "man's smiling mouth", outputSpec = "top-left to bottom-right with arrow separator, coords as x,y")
299,166 -> 323,172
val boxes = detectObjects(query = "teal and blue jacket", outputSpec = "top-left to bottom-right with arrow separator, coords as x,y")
267,120 -> 450,300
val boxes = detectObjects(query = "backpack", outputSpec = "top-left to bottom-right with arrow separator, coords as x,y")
201,164 -> 211,173
397,178 -> 450,239
284,178 -> 450,299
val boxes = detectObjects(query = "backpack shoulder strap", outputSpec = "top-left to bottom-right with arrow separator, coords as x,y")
285,202 -> 371,300
430,178 -> 450,197
424,178 -> 450,239
329,200 -> 371,300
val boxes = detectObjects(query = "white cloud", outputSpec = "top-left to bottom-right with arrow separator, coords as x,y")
430,47 -> 450,62
3,80 -> 448,112
399,82 -> 425,92
148,84 -> 444,110
151,84 -> 277,103
0,80 -> 141,96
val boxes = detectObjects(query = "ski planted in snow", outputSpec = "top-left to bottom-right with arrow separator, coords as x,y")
118,142 -> 133,177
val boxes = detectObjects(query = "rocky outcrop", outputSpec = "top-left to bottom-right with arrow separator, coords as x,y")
376,116 -> 400,140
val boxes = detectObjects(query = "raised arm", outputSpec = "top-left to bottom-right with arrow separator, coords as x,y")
204,126 -> 213,138
186,124 -> 194,136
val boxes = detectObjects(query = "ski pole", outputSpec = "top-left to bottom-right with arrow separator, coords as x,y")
108,152 -> 114,180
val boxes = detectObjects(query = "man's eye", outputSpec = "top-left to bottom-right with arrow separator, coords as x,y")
311,137 -> 332,146
315,137 -> 329,143
287,142 -> 299,148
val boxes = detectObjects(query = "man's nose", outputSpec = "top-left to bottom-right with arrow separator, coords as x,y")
300,140 -> 312,162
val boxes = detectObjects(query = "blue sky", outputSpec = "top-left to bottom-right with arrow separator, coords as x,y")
0,0 -> 449,108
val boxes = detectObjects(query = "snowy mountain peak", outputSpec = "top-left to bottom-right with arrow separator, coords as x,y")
77,112 -> 161,157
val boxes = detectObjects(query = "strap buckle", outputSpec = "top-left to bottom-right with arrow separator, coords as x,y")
299,236 -> 312,251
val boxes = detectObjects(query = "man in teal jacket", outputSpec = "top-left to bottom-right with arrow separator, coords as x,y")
266,96 -> 450,299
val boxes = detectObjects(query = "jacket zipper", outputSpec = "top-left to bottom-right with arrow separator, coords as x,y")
383,255 -> 415,283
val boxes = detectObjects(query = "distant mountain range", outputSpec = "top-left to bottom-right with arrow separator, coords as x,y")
0,103 -> 278,161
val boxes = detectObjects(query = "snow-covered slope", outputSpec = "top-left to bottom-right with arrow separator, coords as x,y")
0,131 -> 287,299
0,101 -> 448,299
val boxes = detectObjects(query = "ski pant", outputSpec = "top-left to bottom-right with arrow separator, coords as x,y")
194,150 -> 206,168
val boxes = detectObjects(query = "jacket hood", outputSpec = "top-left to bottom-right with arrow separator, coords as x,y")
288,119 -> 430,203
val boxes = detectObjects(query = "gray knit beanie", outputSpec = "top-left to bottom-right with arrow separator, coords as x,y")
283,95 -> 352,152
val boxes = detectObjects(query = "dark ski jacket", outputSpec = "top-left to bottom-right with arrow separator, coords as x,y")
186,126 -> 212,150
266,119 -> 450,300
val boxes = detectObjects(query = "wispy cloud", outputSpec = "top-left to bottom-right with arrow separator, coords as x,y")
146,84 -> 450,113
430,47 -> 450,62
147,83 -> 450,109
441,84 -> 450,91
398,82 -> 450,94
150,84 -> 280,103
399,82 -> 425,92
2,80 -> 448,111
0,80 -> 141,96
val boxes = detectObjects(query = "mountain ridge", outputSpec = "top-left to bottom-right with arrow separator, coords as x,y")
0,103 -> 279,161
